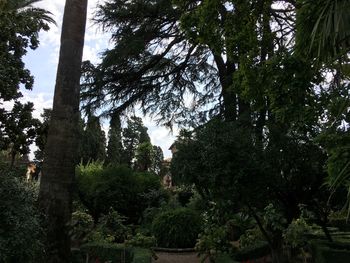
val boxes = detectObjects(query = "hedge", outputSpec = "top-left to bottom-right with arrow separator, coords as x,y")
132,248 -> 152,263
80,242 -> 133,263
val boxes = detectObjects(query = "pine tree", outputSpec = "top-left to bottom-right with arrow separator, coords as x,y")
81,115 -> 106,164
106,112 -> 123,165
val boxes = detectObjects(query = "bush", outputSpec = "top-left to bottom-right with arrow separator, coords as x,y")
76,162 -> 161,223
152,208 -> 202,248
126,233 -> 156,248
0,169 -> 43,262
70,210 -> 94,246
80,242 -> 133,263
88,209 -> 131,243
132,248 -> 152,263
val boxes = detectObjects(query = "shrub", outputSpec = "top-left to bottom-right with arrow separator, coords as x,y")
132,248 -> 152,263
126,233 -> 156,248
0,169 -> 43,262
283,218 -> 311,249
80,242 -> 133,263
152,208 -> 202,248
88,209 -> 131,243
76,162 -> 161,223
70,210 -> 94,246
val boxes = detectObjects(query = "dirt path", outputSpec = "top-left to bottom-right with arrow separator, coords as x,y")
152,252 -> 209,263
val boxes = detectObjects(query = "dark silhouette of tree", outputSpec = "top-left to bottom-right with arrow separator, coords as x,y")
106,112 -> 123,165
81,114 -> 106,164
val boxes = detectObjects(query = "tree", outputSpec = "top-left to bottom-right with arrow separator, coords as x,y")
81,0 -> 295,129
0,0 -> 54,167
122,116 -> 150,167
0,101 -> 39,167
34,108 -> 52,162
38,0 -> 88,262
0,0 -> 55,102
297,0 -> 350,63
135,141 -> 154,172
80,114 -> 106,164
106,112 -> 123,165
151,145 -> 164,175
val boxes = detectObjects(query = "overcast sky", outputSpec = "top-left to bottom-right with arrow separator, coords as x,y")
22,0 -> 177,158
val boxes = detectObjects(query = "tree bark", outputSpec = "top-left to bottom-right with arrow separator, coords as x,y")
38,0 -> 88,262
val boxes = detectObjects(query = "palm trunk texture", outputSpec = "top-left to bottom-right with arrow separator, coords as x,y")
38,0 -> 88,262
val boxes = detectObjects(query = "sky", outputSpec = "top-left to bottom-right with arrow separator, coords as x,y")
21,0 -> 177,159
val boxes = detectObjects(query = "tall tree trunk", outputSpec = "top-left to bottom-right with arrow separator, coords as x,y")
38,0 -> 88,262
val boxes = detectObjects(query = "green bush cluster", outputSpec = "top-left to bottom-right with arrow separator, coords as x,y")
76,162 -> 161,223
131,248 -> 152,263
80,242 -> 133,263
152,207 -> 202,248
0,167 -> 43,262
73,243 -> 152,263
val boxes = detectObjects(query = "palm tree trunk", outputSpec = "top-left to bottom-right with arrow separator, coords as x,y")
38,0 -> 88,262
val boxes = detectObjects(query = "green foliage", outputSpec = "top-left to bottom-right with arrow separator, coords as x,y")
0,101 -> 40,165
263,204 -> 287,233
126,233 -> 156,249
80,242 -> 133,263
89,209 -> 131,243
152,208 -> 202,248
0,0 -> 54,101
122,116 -> 150,167
0,169 -> 43,262
131,248 -> 152,263
297,0 -> 350,62
135,141 -> 154,171
106,112 -> 123,165
34,108 -> 51,162
80,115 -> 106,164
238,227 -> 264,249
76,162 -> 161,223
196,224 -> 231,261
70,210 -> 94,245
283,218 -> 312,249
171,120 -> 266,203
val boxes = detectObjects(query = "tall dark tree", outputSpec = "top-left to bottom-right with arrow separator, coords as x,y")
81,114 -> 106,164
151,145 -> 164,175
38,0 -> 88,262
122,116 -> 150,167
106,112 -> 123,165
135,141 -> 153,172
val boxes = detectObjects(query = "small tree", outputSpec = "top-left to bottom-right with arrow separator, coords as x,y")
0,101 -> 39,167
